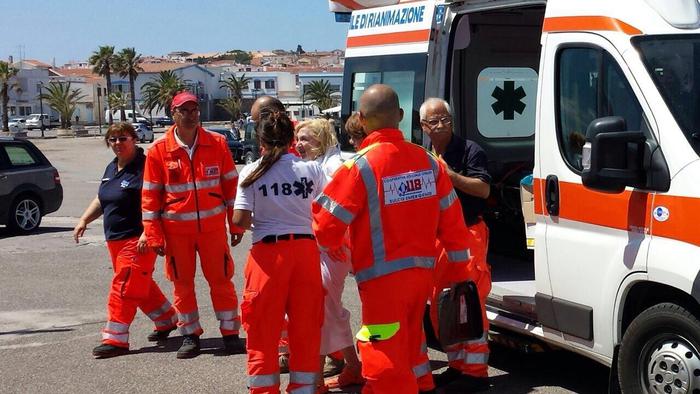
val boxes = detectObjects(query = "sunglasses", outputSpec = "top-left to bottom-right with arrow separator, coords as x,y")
108,136 -> 132,143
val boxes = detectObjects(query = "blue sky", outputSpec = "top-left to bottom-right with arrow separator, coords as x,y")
0,0 -> 349,66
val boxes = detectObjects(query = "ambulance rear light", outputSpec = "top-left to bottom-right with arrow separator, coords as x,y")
645,0 -> 700,29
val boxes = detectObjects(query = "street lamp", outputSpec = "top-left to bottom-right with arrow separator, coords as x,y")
301,86 -> 305,119
37,82 -> 45,138
96,84 -> 102,135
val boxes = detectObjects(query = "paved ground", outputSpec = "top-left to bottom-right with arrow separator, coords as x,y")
0,135 -> 610,393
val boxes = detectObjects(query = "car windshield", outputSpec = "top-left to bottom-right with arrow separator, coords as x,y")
634,34 -> 700,156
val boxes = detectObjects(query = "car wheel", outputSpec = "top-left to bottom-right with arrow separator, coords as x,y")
618,302 -> 700,393
245,151 -> 255,165
8,195 -> 42,234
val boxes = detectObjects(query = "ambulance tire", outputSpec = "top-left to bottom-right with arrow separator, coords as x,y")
618,302 -> 700,393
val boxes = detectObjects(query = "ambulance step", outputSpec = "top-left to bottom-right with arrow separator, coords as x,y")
487,291 -> 537,321
488,328 -> 553,354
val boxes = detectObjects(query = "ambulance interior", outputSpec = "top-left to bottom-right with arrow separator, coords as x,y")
449,5 -> 545,321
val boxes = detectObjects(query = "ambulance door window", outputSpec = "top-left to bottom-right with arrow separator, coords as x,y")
557,47 -> 643,171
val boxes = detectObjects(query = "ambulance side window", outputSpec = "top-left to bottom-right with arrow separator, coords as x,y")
557,47 -> 643,171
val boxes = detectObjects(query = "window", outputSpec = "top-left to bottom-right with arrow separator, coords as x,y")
330,84 -> 341,92
265,80 -> 275,89
557,47 -> 643,171
5,145 -> 38,167
254,80 -> 261,89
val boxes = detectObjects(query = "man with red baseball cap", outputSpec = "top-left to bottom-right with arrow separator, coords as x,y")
142,91 -> 246,358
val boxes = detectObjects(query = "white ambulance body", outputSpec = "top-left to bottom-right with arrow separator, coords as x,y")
333,0 -> 700,391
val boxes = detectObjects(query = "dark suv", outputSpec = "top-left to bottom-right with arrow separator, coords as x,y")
240,121 -> 260,164
0,137 -> 63,234
207,127 -> 244,163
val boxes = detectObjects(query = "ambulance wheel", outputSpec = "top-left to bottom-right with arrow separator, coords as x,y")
8,195 -> 42,234
618,302 -> 700,393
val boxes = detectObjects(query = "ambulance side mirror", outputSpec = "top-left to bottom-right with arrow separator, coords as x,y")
581,117 -> 647,193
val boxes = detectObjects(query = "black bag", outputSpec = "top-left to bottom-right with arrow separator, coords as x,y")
437,280 -> 483,347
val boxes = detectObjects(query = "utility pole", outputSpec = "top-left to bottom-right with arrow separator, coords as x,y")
96,84 -> 102,135
37,82 -> 45,138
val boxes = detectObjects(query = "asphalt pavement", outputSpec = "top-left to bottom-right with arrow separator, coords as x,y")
0,135 -> 609,393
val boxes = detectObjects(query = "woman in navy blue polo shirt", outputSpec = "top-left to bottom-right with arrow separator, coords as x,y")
73,123 -> 177,358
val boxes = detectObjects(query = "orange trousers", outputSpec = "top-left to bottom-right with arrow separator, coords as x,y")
357,268 -> 433,394
430,220 -> 491,378
102,237 -> 176,348
164,230 -> 239,337
241,238 -> 323,394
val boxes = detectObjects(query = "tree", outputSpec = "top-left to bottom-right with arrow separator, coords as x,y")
217,97 -> 242,123
39,82 -> 86,129
108,91 -> 129,121
0,61 -> 19,132
219,73 -> 251,101
89,46 -> 116,124
140,70 -> 185,117
114,47 -> 143,120
305,80 -> 337,111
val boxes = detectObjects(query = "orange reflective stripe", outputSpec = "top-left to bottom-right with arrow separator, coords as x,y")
347,29 -> 431,48
652,194 -> 700,247
543,16 -> 642,35
334,0 -> 365,10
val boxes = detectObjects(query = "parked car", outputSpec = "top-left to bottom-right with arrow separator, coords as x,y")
0,137 -> 63,234
8,118 -> 26,133
135,118 -> 153,129
240,121 -> 260,164
25,114 -> 59,130
207,127 -> 244,163
132,123 -> 154,143
155,116 -> 174,127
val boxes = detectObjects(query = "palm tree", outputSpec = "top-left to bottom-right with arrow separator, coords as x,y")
89,46 -> 115,124
114,47 -> 143,119
219,73 -> 251,100
140,70 -> 185,117
217,96 -> 242,123
108,91 -> 129,121
305,80 -> 337,111
39,82 -> 86,129
0,61 -> 19,132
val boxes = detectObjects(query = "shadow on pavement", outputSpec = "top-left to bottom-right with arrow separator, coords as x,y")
0,226 -> 74,240
0,327 -> 74,336
136,336 -> 248,358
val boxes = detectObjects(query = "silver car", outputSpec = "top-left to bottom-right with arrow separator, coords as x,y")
132,123 -> 154,143
0,137 -> 63,234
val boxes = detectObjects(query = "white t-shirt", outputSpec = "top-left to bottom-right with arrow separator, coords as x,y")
234,153 -> 327,243
316,145 -> 344,180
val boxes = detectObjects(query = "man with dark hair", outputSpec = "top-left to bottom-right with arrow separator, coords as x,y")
313,84 -> 473,393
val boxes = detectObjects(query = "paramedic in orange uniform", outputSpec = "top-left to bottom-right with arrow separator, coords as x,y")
421,98 -> 492,392
74,123 -> 177,358
312,85 -> 473,394
233,111 -> 326,394
141,92 -> 245,359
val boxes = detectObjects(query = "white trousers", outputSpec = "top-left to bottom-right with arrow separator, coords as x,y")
319,251 -> 354,355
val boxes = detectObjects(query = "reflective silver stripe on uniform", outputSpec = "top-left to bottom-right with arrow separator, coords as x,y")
355,156 -> 386,264
465,333 -> 488,345
162,205 -> 225,221
412,361 -> 431,378
222,169 -> 238,180
215,310 -> 238,320
289,371 -> 317,385
446,249 -> 470,262
354,256 -> 435,283
220,320 -> 241,331
179,321 -> 202,335
154,319 -> 174,328
316,193 -> 355,225
289,386 -> 316,394
440,190 -> 458,210
146,301 -> 173,320
465,352 -> 489,364
447,349 -> 464,362
249,373 -> 280,388
278,345 -> 289,353
142,211 -> 161,220
426,151 -> 439,178
102,331 -> 129,343
164,178 -> 221,193
177,311 -> 199,324
104,321 -> 129,333
142,181 -> 163,190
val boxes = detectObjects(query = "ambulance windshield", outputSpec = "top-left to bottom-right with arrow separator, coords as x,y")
635,34 -> 700,155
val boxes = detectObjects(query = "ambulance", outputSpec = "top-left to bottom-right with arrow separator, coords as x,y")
330,0 -> 700,391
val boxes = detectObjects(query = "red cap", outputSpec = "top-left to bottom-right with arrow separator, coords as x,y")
171,91 -> 198,111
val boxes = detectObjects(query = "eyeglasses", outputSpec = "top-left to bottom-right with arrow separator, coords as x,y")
108,136 -> 132,143
423,116 -> 452,127
176,107 -> 199,115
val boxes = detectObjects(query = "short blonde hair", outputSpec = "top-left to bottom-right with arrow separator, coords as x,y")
295,118 -> 337,157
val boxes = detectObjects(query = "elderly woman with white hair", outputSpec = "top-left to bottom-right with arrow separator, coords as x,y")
294,118 -> 364,390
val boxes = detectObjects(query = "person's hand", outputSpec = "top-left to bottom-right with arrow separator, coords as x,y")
230,232 -> 244,247
137,233 -> 148,255
73,219 -> 87,243
327,246 -> 347,263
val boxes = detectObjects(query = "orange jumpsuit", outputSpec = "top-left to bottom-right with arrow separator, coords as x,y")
312,129 -> 472,394
142,126 -> 243,337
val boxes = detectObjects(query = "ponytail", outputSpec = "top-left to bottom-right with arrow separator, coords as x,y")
241,111 -> 294,188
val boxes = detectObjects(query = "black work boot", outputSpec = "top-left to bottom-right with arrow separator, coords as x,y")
434,367 -> 462,387
147,326 -> 177,342
92,343 -> 129,359
176,335 -> 201,359
222,334 -> 246,354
